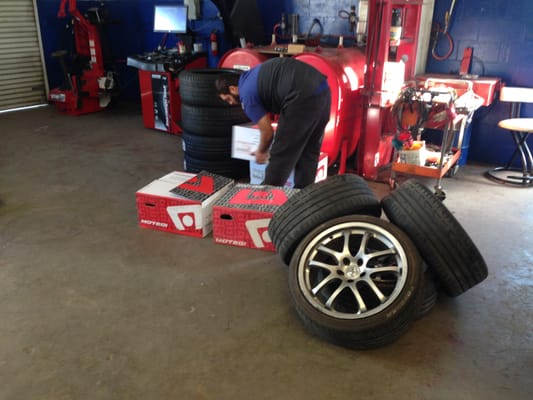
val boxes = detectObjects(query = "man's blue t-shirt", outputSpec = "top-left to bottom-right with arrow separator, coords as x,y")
238,65 -> 267,124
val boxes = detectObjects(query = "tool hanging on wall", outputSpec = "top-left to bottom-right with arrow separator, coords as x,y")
303,18 -> 323,46
338,5 -> 358,33
431,0 -> 456,61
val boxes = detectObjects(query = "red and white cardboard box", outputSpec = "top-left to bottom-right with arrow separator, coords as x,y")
212,184 -> 298,251
136,171 -> 234,237
231,122 -> 278,161
249,152 -> 328,187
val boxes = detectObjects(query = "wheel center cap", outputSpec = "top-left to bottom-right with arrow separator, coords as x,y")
345,265 -> 360,279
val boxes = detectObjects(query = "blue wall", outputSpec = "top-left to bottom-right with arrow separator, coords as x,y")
38,0 -> 533,166
425,0 -> 533,165
255,0 -> 360,46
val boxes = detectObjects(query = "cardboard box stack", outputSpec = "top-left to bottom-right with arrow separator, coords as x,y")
136,122 -> 330,251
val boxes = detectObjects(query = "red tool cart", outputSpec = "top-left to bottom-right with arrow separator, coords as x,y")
389,85 -> 469,200
388,75 -> 502,199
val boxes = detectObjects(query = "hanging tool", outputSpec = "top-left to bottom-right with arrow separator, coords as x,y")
304,18 -> 323,46
442,0 -> 456,35
431,0 -> 456,61
338,5 -> 358,33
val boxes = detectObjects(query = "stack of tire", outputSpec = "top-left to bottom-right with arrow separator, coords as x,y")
178,68 -> 250,179
268,175 -> 488,350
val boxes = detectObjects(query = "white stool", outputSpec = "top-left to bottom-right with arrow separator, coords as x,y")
486,87 -> 533,186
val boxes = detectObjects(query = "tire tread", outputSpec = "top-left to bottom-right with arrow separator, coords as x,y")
269,174 -> 381,264
381,179 -> 488,297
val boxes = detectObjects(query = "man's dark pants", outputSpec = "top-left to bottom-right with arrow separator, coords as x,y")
263,89 -> 331,188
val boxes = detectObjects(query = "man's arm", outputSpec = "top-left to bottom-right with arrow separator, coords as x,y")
253,114 -> 274,164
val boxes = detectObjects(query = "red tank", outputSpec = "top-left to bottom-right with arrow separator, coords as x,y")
218,48 -> 269,71
295,48 -> 366,169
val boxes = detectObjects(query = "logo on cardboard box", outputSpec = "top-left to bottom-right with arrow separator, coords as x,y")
171,171 -> 234,201
229,188 -> 288,206
179,175 -> 215,195
245,218 -> 272,248
166,204 -> 202,231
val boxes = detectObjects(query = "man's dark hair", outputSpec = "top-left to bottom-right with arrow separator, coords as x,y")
215,72 -> 242,95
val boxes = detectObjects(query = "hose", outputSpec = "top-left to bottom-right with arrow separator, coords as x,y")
431,0 -> 456,61
304,18 -> 323,44
431,23 -> 453,61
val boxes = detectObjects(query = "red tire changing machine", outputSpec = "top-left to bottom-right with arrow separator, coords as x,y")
48,0 -> 116,115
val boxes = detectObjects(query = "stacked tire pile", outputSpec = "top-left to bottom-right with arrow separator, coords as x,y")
268,175 -> 488,350
179,68 -> 250,179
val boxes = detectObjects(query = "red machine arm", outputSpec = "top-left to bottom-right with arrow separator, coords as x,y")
57,0 -> 84,23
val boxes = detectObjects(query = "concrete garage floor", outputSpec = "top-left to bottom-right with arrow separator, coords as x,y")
0,103 -> 531,400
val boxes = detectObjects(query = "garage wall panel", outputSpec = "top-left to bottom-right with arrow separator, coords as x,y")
0,0 -> 47,111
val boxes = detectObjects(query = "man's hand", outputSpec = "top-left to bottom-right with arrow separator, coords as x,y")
252,149 -> 269,164
255,114 -> 274,162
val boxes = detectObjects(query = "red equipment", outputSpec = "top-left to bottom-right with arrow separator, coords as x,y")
218,48 -> 268,70
358,0 -> 423,180
135,56 -> 207,135
295,48 -> 366,173
49,0 -> 116,115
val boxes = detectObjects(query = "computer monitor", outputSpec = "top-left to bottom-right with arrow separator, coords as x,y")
153,5 -> 188,33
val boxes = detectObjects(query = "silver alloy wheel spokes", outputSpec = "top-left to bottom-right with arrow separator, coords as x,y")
298,221 -> 409,319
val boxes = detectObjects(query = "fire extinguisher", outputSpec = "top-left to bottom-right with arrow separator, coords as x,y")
389,8 -> 402,60
210,31 -> 218,56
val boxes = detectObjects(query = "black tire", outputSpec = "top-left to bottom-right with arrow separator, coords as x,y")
180,104 -> 250,136
179,68 -> 241,107
368,262 -> 438,320
181,130 -> 232,161
288,215 -> 424,350
416,268 -> 438,319
268,174 -> 382,265
184,152 -> 249,180
381,179 -> 488,297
